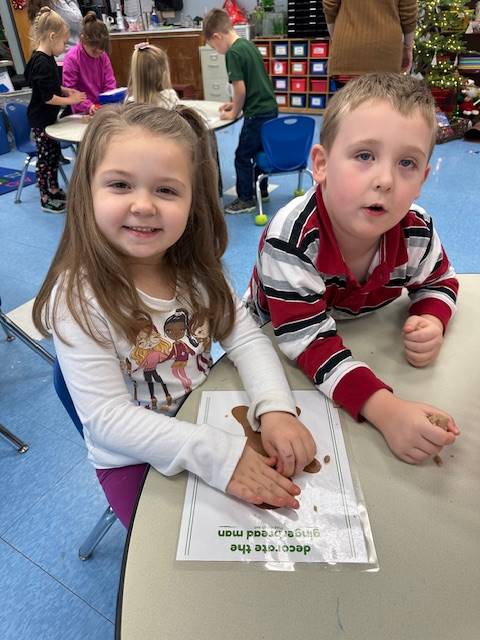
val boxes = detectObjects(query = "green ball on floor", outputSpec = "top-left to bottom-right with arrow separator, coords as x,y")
255,213 -> 268,226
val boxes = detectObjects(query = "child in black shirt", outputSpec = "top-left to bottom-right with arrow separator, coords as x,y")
24,7 -> 85,213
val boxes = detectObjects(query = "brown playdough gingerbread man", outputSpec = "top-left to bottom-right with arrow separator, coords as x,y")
231,405 -> 321,473
231,405 -> 321,509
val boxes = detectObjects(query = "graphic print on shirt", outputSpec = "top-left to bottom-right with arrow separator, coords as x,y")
164,309 -> 198,395
189,312 -> 213,374
128,326 -> 173,411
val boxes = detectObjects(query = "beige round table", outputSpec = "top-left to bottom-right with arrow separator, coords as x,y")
116,274 -> 480,640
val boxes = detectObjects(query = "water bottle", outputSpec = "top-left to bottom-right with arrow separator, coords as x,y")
150,3 -> 159,29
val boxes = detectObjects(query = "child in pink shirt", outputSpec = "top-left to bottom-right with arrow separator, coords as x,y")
62,11 -> 116,115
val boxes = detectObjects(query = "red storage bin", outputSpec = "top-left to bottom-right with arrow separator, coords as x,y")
290,78 -> 307,92
263,60 -> 270,74
310,41 -> 329,58
272,60 -> 288,75
310,79 -> 327,92
275,94 -> 288,107
256,43 -> 269,58
290,60 -> 307,75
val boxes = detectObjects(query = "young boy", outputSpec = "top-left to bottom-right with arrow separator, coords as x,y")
203,9 -> 278,214
247,73 -> 460,465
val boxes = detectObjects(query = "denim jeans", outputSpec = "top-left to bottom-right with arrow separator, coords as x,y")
235,109 -> 278,201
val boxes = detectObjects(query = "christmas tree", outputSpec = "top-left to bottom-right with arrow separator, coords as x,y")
414,0 -> 474,90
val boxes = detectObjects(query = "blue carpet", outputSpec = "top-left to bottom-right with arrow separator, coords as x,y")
0,167 -> 36,195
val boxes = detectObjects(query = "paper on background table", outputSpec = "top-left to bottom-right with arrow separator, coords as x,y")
177,390 -> 374,564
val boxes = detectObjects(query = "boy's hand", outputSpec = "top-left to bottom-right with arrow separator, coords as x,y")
403,314 -> 444,367
362,389 -> 460,464
226,444 -> 301,508
259,411 -> 317,477
218,102 -> 235,120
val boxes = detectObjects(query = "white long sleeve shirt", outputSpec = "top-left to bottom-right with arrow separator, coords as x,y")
51,284 -> 297,493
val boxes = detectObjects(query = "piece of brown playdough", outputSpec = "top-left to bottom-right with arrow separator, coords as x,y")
427,414 -> 449,467
427,414 -> 449,430
231,405 -> 322,508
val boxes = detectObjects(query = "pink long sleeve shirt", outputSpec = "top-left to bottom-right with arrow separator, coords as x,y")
62,42 -> 116,114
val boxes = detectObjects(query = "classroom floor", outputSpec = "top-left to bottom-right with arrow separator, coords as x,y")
0,115 -> 479,640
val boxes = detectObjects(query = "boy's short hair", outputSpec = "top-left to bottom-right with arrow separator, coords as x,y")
321,73 -> 438,159
203,8 -> 233,40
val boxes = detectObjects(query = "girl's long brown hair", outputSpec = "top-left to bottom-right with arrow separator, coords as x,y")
33,103 -> 235,344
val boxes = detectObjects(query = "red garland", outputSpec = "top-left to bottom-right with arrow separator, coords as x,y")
11,0 -> 28,10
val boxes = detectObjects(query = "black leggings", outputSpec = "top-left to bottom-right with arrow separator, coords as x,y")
32,128 -> 61,200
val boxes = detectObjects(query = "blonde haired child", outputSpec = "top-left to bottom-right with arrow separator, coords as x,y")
126,42 -> 179,109
33,103 -> 316,527
24,7 -> 85,213
62,11 -> 116,115
248,73 -> 460,465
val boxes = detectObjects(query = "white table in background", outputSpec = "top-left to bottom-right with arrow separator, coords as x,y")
45,100 -> 238,144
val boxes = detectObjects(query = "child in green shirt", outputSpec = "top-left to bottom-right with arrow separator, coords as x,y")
204,9 -> 278,213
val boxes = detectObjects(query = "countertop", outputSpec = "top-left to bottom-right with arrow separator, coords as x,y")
109,27 -> 202,37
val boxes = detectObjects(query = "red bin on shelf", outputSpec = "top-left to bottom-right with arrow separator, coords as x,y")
291,78 -> 307,92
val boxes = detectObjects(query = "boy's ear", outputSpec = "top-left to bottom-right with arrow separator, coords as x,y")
414,164 -> 431,199
311,144 -> 328,184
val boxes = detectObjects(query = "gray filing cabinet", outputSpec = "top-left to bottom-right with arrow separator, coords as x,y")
199,45 -> 230,102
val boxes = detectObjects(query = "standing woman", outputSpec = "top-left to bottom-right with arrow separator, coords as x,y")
322,0 -> 418,85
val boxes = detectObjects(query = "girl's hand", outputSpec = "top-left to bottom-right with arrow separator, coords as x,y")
362,389 -> 459,464
68,90 -> 87,105
89,103 -> 100,115
260,411 -> 317,477
403,314 -> 444,367
226,445 -> 301,509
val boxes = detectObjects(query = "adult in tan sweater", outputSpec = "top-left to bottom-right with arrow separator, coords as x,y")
323,0 -> 418,78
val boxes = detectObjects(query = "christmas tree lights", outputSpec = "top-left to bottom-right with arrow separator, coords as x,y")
414,0 -> 474,89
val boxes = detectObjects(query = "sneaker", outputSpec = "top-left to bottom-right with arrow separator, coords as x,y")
48,189 -> 67,201
41,197 -> 66,214
59,155 -> 71,165
224,197 -> 256,214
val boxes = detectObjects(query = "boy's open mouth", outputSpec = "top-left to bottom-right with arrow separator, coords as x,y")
364,203 -> 386,216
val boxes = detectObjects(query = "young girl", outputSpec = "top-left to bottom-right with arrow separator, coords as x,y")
24,7 -> 86,213
126,42 -> 179,109
62,11 -> 117,115
33,103 -> 316,528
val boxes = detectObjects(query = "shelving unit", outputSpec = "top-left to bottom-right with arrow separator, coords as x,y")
253,36 -> 334,114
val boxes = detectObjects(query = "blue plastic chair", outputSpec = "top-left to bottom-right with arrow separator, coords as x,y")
53,358 -> 118,560
254,115 -> 316,225
4,102 -> 70,204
